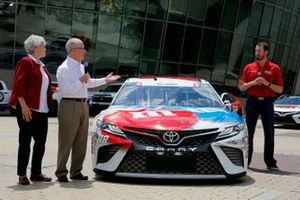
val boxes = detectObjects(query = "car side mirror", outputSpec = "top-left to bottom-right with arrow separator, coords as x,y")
223,100 -> 232,111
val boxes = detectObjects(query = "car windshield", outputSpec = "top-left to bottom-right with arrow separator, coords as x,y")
112,82 -> 223,107
275,96 -> 300,105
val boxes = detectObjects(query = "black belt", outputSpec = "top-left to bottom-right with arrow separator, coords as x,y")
248,96 -> 274,101
62,98 -> 87,102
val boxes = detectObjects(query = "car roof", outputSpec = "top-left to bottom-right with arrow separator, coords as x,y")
125,76 -> 209,86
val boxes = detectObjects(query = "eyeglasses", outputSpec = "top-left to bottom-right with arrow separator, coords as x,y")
73,47 -> 85,50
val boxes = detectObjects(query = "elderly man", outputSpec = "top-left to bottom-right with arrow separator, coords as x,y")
55,38 -> 120,182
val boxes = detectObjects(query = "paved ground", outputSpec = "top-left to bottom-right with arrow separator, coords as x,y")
0,115 -> 300,200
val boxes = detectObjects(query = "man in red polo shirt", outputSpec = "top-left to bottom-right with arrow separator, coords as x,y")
239,42 -> 283,170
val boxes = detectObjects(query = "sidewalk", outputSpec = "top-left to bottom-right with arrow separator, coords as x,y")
0,116 -> 300,200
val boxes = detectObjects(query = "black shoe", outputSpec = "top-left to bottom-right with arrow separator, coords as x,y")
70,173 -> 88,180
30,174 -> 52,182
267,165 -> 279,171
57,176 -> 68,182
19,176 -> 30,185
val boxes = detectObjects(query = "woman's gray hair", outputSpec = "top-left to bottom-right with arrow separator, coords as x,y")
24,34 -> 46,54
65,38 -> 83,53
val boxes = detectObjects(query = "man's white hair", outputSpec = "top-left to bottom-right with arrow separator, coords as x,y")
24,34 -> 46,54
65,38 -> 83,53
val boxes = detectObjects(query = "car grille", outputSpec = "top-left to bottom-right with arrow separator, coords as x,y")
274,116 -> 295,124
123,127 -> 219,146
97,145 -> 120,163
92,96 -> 112,102
220,146 -> 243,166
118,151 -> 223,175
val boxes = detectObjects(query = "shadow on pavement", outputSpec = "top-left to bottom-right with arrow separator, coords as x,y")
8,181 -> 56,190
248,167 -> 299,176
94,174 -> 255,186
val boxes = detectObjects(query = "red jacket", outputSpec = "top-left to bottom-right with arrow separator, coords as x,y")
9,56 -> 53,111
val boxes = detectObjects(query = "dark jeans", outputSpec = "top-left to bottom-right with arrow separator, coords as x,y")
16,107 -> 48,176
246,97 -> 277,167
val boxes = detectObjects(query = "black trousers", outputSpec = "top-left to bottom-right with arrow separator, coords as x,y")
246,97 -> 277,167
16,107 -> 48,176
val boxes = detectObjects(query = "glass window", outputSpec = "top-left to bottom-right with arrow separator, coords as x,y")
48,0 -> 72,8
228,34 -> 245,74
272,43 -> 284,64
278,11 -> 290,42
100,0 -> 124,14
215,32 -> 233,67
204,0 -> 224,29
0,48 -> 13,68
75,0 -> 100,11
140,61 -> 159,75
196,66 -> 213,81
162,23 -> 184,62
178,64 -> 196,77
125,0 -> 147,17
284,0 -> 294,10
159,62 -> 179,76
146,0 -> 168,20
45,8 -> 72,52
276,0 -> 285,7
259,4 -> 274,38
240,37 -> 255,68
198,29 -> 218,67
269,8 -> 283,41
119,17 -> 144,64
291,18 -> 300,49
167,0 -> 188,23
20,0 -> 45,4
221,0 -> 238,31
280,47 -> 290,70
181,26 -> 202,64
293,1 -> 300,12
286,15 -> 296,45
94,14 -> 121,77
187,0 -> 206,26
235,0 -> 252,34
142,20 -> 164,61
247,2 -> 263,37
0,1 -> 15,48
15,4 -> 45,48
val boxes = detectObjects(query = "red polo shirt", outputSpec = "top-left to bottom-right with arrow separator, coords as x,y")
239,60 -> 283,97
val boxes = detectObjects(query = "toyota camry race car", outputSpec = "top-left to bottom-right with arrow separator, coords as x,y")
274,95 -> 300,126
91,77 -> 248,179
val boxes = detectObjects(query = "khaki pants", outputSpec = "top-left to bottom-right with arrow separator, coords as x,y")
55,99 -> 89,178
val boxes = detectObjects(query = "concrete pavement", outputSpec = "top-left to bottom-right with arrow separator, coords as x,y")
0,115 -> 300,200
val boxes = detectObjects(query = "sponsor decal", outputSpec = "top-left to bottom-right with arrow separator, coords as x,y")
98,135 -> 110,143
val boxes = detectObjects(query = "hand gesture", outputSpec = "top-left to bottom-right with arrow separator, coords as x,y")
80,73 -> 90,83
105,72 -> 121,83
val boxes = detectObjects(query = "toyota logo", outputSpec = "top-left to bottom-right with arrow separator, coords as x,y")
162,131 -> 180,143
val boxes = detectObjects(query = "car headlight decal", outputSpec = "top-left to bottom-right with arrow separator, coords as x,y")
217,123 -> 244,139
96,119 -> 126,137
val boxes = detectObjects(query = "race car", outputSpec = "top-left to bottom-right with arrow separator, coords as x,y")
274,95 -> 300,126
91,77 -> 248,179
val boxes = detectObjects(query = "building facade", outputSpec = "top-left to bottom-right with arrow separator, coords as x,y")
0,0 -> 300,95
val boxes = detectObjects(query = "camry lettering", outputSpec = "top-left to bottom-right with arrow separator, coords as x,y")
146,146 -> 198,152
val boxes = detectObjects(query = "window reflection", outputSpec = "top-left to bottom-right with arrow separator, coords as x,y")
119,17 -> 143,63
47,0 -> 72,8
162,23 -> 184,62
167,0 -> 188,23
100,0 -> 124,14
147,0 -> 168,20
187,0 -> 206,26
181,26 -> 202,64
125,0 -> 146,17
15,4 -> 45,48
0,49 -> 13,68
75,0 -> 100,11
0,1 -> 15,48
140,61 -> 158,75
142,20 -> 164,60
159,62 -> 178,76
94,14 -> 121,76
205,0 -> 224,29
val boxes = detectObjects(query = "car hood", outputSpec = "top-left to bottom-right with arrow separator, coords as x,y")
97,106 -> 243,131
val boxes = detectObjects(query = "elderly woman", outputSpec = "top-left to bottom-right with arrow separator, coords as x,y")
9,34 -> 53,185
